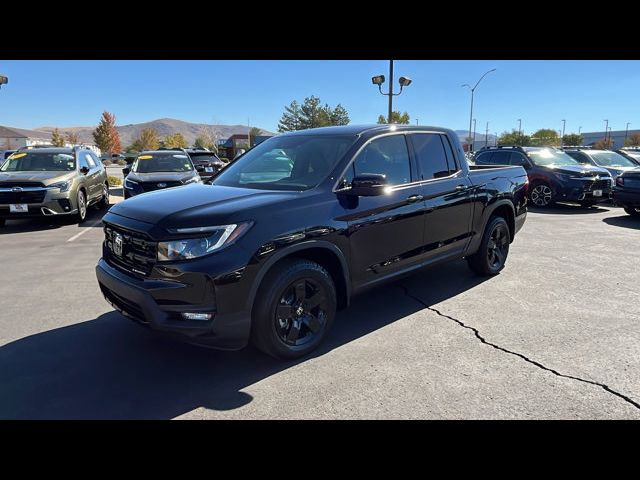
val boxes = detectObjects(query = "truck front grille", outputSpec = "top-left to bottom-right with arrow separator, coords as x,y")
104,223 -> 157,277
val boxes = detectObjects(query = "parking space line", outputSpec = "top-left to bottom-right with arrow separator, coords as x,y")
66,220 -> 103,242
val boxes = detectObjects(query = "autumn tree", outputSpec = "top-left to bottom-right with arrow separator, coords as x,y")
92,111 -> 121,154
163,133 -> 188,148
624,133 -> 640,147
66,131 -> 80,145
377,111 -> 410,124
131,128 -> 160,151
593,138 -> 613,149
51,128 -> 65,147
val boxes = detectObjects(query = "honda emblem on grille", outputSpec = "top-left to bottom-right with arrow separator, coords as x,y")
12,187 -> 23,192
113,233 -> 123,256
157,182 -> 167,188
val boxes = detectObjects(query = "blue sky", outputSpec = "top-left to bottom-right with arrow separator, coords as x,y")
1,60 -> 639,136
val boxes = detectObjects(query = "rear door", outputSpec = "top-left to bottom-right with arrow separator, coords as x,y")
408,133 -> 474,263
84,152 -> 103,200
339,133 -> 427,287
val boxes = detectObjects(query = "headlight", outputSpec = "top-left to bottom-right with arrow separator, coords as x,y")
124,178 -> 138,189
183,176 -> 201,185
157,222 -> 253,261
50,181 -> 71,192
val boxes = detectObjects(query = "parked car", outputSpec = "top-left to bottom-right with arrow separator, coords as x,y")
184,148 -> 226,180
122,149 -> 201,199
0,146 -> 109,227
96,124 -> 527,359
474,146 -> 612,208
613,169 -> 640,217
563,148 -> 638,185
615,148 -> 640,166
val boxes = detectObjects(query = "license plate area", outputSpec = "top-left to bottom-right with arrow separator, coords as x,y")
10,204 -> 28,213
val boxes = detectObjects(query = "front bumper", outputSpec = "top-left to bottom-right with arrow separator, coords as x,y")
555,180 -> 612,203
96,258 -> 252,350
613,188 -> 640,207
0,192 -> 77,218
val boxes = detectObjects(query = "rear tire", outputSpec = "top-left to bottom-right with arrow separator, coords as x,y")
251,258 -> 337,360
97,183 -> 110,209
0,219 -> 5,227
529,182 -> 554,208
624,206 -> 640,217
467,216 -> 511,276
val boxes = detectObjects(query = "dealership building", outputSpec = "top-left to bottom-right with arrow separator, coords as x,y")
581,129 -> 640,149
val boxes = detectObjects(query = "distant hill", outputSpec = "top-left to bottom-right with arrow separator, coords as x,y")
455,130 -> 497,146
37,118 -> 275,147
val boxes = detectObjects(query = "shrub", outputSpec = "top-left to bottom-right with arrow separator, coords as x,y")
102,160 -> 112,166
116,159 -> 127,166
107,175 -> 122,187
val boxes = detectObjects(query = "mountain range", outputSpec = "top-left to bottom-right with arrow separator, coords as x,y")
37,118 -> 275,147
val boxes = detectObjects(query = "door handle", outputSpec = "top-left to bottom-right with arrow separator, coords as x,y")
455,185 -> 467,191
406,194 -> 424,203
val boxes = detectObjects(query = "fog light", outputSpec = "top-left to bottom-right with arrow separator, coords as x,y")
182,312 -> 212,321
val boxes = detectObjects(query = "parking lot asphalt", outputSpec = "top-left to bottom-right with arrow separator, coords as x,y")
0,200 -> 639,419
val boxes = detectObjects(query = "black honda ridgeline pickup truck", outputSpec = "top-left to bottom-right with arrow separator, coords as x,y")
97,125 -> 528,359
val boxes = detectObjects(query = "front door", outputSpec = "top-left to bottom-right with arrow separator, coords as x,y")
337,134 -> 427,288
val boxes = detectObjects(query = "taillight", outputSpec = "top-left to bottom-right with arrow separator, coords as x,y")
616,176 -> 624,187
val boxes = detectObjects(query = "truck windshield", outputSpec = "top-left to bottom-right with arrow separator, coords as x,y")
132,153 -> 194,173
527,149 -> 580,167
212,135 -> 357,191
589,151 -> 636,168
0,152 -> 76,172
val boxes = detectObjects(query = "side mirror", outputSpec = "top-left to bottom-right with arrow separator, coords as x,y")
122,167 -> 130,176
347,174 -> 388,196
80,166 -> 90,175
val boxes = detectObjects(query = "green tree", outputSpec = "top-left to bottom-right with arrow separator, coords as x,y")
249,127 -> 262,147
530,128 -> 560,147
562,133 -> 583,146
299,96 -> 327,129
66,131 -> 80,145
163,132 -> 188,148
329,104 -> 350,126
278,100 -> 302,132
51,128 -> 65,147
498,129 -> 531,146
92,111 -> 121,154
132,128 -> 160,151
377,111 -> 410,124
624,133 -> 640,147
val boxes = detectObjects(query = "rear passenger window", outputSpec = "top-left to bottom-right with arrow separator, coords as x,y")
489,151 -> 511,165
441,135 -> 459,174
345,135 -> 411,186
85,153 -> 96,168
509,153 -> 528,166
475,152 -> 493,164
411,133 -> 451,180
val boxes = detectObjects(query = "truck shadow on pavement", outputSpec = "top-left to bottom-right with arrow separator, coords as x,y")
0,260 -> 488,419
603,215 -> 640,230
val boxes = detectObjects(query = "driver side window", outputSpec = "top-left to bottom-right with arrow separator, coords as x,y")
343,135 -> 411,187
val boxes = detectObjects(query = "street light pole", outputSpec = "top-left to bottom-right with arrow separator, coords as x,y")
518,119 -> 522,137
462,68 -> 496,153
578,126 -> 582,135
625,122 -> 630,143
472,118 -> 477,151
485,122 -> 489,147
561,119 -> 566,147
371,61 -> 412,124
388,60 -> 394,124
604,119 -> 609,144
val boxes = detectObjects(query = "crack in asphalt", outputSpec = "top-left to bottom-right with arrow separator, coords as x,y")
398,284 -> 640,412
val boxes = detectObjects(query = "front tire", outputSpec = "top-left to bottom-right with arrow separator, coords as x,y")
624,206 -> 640,217
251,259 -> 337,360
75,190 -> 87,224
0,218 -> 5,227
530,182 -> 554,208
467,216 -> 511,276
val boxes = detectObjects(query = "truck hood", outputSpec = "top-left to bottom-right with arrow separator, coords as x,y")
544,164 -> 609,176
0,171 -> 75,185
126,171 -> 197,183
109,184 -> 300,230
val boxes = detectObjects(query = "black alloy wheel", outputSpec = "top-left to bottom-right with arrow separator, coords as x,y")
274,278 -> 328,347
467,216 -> 511,276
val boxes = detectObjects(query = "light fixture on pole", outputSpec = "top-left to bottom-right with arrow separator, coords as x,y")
462,68 -> 496,153
0,75 -> 7,89
371,60 -> 412,124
